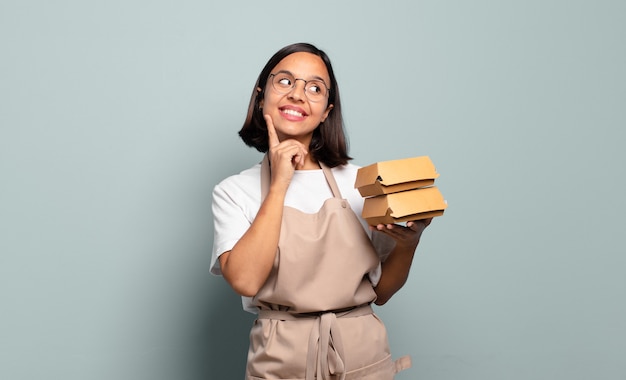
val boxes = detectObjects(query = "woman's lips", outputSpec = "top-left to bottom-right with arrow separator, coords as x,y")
279,106 -> 307,121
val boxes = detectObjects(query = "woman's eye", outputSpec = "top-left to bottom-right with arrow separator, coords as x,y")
278,78 -> 292,86
308,83 -> 322,94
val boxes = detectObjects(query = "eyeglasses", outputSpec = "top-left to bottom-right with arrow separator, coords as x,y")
268,71 -> 330,102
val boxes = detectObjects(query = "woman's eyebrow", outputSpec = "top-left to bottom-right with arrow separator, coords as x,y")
274,69 -> 293,75
274,69 -> 328,83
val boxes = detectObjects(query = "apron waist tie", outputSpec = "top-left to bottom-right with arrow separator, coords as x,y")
257,304 -> 373,380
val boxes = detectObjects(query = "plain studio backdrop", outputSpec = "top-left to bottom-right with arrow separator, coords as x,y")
1,1 -> 624,379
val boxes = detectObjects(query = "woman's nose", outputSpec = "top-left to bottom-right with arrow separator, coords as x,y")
288,80 -> 307,101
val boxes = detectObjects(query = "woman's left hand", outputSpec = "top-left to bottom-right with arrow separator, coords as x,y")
371,218 -> 432,250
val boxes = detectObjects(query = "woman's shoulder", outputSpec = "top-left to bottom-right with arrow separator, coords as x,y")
331,163 -> 363,199
214,163 -> 262,194
331,162 -> 361,177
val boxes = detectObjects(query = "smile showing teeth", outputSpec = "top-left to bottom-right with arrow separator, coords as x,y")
282,109 -> 303,117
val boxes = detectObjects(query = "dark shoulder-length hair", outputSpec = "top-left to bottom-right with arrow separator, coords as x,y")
238,42 -> 351,168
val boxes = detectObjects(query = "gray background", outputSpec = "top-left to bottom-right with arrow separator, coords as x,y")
1,0 -> 625,379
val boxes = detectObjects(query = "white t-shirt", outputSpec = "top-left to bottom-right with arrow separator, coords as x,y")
211,161 -> 394,313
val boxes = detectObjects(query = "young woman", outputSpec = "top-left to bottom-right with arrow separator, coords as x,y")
211,42 -> 432,379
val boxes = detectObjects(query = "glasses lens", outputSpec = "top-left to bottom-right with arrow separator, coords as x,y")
304,81 -> 326,102
271,73 -> 294,93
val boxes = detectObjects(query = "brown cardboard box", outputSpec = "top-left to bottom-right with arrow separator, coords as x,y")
361,186 -> 447,225
354,156 -> 439,197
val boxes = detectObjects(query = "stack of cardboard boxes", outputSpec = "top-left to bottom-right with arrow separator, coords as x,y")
354,156 -> 447,225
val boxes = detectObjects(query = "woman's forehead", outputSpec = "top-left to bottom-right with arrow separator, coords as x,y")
272,52 -> 330,81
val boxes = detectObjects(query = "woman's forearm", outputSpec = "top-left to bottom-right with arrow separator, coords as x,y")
373,243 -> 418,305
219,188 -> 286,297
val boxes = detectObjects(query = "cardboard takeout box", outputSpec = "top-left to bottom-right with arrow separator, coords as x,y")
354,156 -> 439,197
355,156 -> 447,225
361,186 -> 447,225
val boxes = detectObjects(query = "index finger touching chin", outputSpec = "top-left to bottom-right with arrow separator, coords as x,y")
264,114 -> 280,147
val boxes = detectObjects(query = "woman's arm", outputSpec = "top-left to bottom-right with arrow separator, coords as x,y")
372,218 -> 432,305
219,115 -> 309,297
218,187 -> 286,297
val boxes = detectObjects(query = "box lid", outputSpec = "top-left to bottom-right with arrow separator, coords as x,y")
355,156 -> 439,197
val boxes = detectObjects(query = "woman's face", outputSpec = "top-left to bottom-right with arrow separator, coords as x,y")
261,52 -> 333,144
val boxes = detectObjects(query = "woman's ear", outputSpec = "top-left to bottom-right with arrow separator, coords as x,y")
257,87 -> 263,108
321,104 -> 334,122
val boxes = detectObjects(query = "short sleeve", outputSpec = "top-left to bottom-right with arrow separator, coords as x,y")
367,230 -> 396,286
210,170 -> 260,275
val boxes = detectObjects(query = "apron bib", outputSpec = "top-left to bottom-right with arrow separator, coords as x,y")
245,155 -> 411,380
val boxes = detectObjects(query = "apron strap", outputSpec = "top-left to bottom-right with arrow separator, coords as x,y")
320,161 -> 343,199
393,355 -> 413,373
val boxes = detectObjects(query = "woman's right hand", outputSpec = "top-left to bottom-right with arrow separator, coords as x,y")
265,114 -> 308,191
